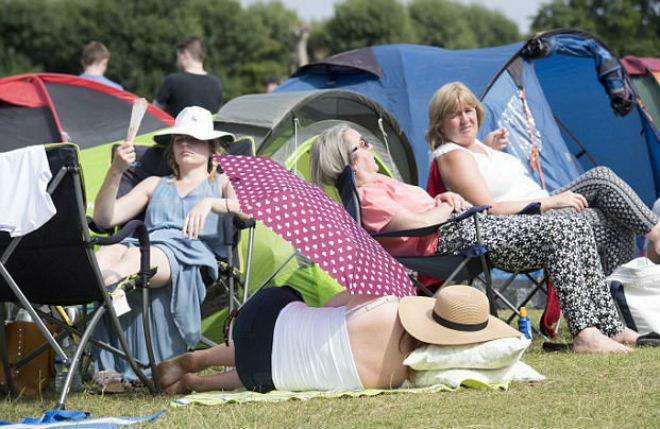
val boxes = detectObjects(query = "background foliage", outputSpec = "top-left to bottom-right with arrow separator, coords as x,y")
1,0 -> 658,102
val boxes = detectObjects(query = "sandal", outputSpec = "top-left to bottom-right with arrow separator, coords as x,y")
636,331 -> 660,347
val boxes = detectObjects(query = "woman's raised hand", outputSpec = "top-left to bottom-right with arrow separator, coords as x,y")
112,141 -> 136,173
483,128 -> 509,151
543,191 -> 588,212
435,191 -> 472,212
183,197 -> 213,239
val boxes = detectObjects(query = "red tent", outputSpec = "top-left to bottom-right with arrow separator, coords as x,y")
0,73 -> 173,151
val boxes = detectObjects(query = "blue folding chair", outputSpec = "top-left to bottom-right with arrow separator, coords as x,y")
335,166 -> 497,313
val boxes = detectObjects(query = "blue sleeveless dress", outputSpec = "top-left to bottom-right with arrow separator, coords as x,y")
94,175 -> 226,380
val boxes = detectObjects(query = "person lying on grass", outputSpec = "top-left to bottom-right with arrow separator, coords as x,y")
157,285 -> 522,393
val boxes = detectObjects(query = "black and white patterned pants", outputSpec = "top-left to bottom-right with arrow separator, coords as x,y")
437,214 -> 624,338
545,166 -> 659,276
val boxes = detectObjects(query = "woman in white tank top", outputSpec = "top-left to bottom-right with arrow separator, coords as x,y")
156,286 -> 523,394
427,82 -> 660,269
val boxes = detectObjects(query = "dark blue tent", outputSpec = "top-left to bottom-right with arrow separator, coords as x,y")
278,29 -> 660,206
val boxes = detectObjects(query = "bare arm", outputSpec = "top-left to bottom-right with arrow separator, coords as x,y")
93,142 -> 158,228
383,201 -> 454,231
181,172 -> 244,239
438,152 -> 587,214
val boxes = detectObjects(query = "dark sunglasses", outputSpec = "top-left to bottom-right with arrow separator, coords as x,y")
351,137 -> 372,153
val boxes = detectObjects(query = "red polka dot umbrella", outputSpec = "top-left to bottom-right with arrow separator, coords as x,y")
217,155 -> 414,297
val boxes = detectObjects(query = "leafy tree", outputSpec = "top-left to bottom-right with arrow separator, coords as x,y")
323,0 -> 415,54
408,0 -> 477,49
465,4 -> 520,47
530,0 -> 660,56
0,0 -> 298,101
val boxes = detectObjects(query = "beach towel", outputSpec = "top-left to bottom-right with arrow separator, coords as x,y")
0,409 -> 165,429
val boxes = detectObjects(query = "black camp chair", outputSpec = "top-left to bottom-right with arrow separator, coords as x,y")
0,143 -> 159,409
335,166 -> 498,312
107,137 -> 257,346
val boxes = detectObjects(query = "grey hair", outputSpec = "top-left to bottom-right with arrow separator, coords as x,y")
309,124 -> 354,186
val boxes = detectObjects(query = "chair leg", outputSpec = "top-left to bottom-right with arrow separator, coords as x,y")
0,302 -> 17,396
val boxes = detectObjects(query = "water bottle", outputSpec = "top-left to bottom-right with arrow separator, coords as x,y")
518,306 -> 533,340
54,338 -> 82,393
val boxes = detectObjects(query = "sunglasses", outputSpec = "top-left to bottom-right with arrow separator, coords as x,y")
351,137 -> 372,153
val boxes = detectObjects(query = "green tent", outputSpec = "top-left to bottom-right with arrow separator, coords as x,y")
214,89 -> 417,185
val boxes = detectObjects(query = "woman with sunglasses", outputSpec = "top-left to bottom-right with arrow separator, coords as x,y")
309,124 -> 641,354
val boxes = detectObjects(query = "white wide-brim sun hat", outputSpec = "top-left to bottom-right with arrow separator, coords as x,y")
153,106 -> 234,145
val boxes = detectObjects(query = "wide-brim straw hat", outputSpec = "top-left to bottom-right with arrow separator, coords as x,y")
399,285 -> 522,346
153,106 -> 234,145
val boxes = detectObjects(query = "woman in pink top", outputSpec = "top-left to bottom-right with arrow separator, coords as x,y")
309,124 -> 642,354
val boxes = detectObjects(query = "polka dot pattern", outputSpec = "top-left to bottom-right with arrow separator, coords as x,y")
217,155 -> 414,297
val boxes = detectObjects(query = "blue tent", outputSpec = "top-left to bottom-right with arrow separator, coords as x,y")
278,29 -> 660,206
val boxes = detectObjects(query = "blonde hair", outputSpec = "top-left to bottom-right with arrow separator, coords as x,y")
164,135 -> 224,182
426,81 -> 484,150
309,124 -> 355,186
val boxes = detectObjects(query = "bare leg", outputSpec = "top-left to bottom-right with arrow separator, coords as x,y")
96,245 -> 172,287
164,370 -> 243,394
574,327 -> 632,353
157,342 -> 236,390
612,327 -> 640,344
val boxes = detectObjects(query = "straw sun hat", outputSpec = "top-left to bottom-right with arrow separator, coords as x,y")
399,285 -> 522,346
153,106 -> 234,145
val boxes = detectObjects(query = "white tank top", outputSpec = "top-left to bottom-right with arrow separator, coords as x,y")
432,140 -> 549,202
271,302 -> 364,391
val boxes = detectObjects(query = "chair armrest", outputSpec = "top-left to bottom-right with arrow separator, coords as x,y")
87,216 -> 115,235
371,205 -> 491,238
233,214 -> 256,230
516,202 -> 542,215
90,220 -> 151,283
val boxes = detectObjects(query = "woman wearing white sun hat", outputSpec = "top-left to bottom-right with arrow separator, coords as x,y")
92,106 -> 247,382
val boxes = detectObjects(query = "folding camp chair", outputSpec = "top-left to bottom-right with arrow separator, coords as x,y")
0,143 -> 159,409
427,161 -> 560,337
335,166 -> 498,313
106,137 -> 257,347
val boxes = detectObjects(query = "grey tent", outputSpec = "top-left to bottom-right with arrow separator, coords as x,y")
214,89 -> 417,184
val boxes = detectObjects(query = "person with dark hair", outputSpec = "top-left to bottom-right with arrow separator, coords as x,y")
79,41 -> 123,90
92,106 -> 242,382
153,37 -> 223,117
265,76 -> 281,93
157,285 -> 523,394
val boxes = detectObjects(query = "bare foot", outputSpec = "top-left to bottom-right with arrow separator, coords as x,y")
157,355 -> 189,390
612,327 -> 639,344
574,327 -> 633,353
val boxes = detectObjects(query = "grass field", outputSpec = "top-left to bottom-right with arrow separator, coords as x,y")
2,311 -> 659,428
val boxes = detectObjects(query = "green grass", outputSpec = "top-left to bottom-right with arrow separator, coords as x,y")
3,311 -> 659,429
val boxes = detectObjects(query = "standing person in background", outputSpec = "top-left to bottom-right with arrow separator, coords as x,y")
153,37 -> 223,117
79,41 -> 123,91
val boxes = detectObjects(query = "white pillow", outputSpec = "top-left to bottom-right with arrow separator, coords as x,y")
403,337 -> 531,370
406,361 -> 545,389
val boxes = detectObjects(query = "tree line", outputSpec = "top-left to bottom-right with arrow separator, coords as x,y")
1,0 -> 657,102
